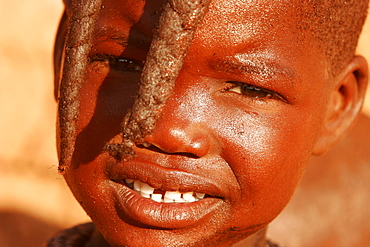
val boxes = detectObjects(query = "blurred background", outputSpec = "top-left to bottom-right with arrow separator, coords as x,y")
0,1 -> 89,246
0,1 -> 369,247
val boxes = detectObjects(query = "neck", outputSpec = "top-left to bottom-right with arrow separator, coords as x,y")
231,227 -> 269,247
87,226 -> 269,247
86,228 -> 110,247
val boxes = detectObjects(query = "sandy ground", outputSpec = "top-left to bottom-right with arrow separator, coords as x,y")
0,1 -> 369,247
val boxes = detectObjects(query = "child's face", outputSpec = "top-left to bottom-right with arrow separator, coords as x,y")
58,0 -> 343,246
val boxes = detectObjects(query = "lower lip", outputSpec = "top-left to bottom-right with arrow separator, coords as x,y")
110,182 -> 223,229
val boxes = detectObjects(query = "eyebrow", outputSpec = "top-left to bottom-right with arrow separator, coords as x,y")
92,26 -> 152,53
93,28 -> 130,46
209,53 -> 298,81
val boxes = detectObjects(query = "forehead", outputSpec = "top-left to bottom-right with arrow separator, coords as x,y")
67,0 -> 327,84
196,0 -> 303,45
89,0 -> 310,58
189,0 -> 308,77
83,0 -> 305,36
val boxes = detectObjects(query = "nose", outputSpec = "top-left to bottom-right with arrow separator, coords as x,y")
144,120 -> 212,158
142,81 -> 216,158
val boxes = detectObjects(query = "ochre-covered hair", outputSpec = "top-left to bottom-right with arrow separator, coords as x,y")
58,0 -> 103,172
299,0 -> 369,75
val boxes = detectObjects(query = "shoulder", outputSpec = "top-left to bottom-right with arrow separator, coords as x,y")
44,222 -> 94,247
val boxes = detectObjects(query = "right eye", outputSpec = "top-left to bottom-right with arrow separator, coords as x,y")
91,54 -> 144,72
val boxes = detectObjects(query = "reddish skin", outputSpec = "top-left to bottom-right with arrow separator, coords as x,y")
55,0 -> 368,246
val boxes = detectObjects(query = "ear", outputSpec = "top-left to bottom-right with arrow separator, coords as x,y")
53,10 -> 68,100
312,55 -> 368,155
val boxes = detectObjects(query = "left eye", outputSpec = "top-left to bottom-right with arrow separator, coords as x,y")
111,58 -> 143,71
227,82 -> 274,99
91,54 -> 144,72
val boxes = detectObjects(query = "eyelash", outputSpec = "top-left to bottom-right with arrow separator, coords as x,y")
225,81 -> 287,103
90,54 -> 144,72
89,55 -> 286,103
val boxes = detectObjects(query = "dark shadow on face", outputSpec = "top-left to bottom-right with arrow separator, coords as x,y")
70,71 -> 138,166
68,1 -> 163,167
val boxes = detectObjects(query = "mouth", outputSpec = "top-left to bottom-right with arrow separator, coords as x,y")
120,179 -> 207,203
108,159 -> 226,229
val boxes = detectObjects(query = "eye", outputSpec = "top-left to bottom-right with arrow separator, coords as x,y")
226,81 -> 286,102
227,82 -> 272,98
91,54 -> 143,72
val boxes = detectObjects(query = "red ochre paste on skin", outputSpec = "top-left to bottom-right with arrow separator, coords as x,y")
53,0 -> 369,246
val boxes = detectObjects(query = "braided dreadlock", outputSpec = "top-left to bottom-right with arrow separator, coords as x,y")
298,0 -> 369,76
58,0 -> 103,172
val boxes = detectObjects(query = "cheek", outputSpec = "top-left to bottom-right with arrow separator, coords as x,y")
72,67 -> 139,165
63,154 -> 123,232
214,105 -> 323,223
77,68 -> 138,132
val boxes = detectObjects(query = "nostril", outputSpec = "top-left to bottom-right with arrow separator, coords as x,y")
137,143 -> 162,153
137,143 -> 200,159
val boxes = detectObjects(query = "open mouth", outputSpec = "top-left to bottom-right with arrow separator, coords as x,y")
117,179 -> 207,203
109,161 -> 226,228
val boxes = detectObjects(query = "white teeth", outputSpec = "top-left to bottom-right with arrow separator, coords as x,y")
125,179 -> 207,203
133,180 -> 142,192
164,191 -> 182,200
185,195 -> 196,202
151,194 -> 163,202
182,192 -> 194,201
141,183 -> 155,194
140,192 -> 151,199
163,197 -> 174,203
182,192 -> 197,202
196,193 -> 205,199
175,198 -> 187,203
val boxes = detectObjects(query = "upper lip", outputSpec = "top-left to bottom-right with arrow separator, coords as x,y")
108,151 -> 230,199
